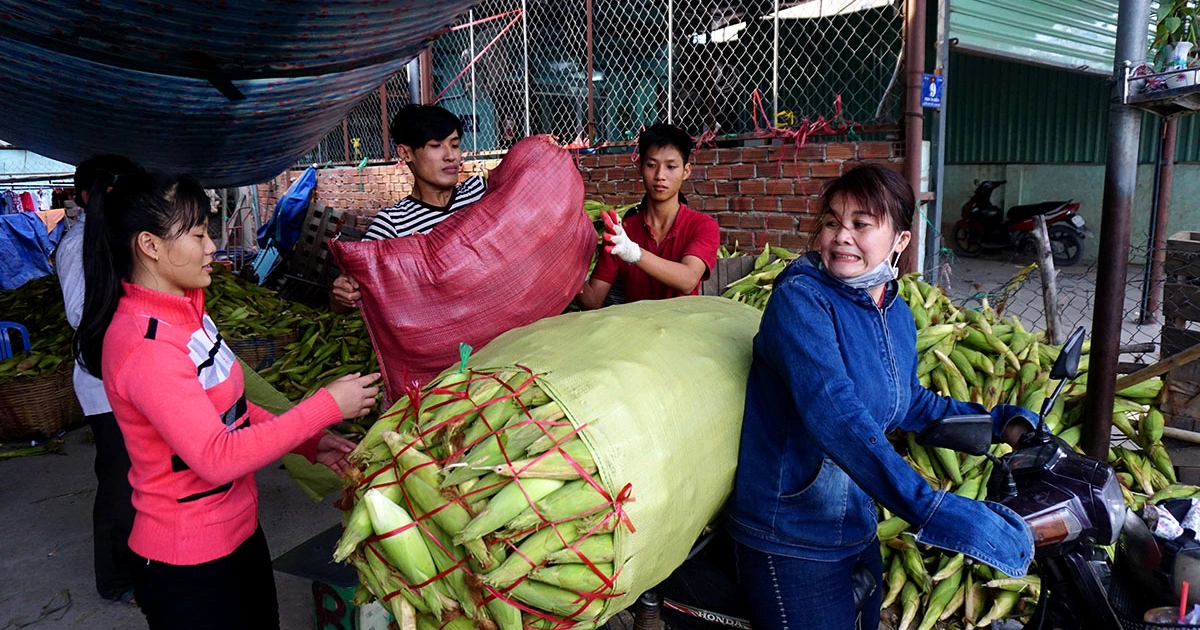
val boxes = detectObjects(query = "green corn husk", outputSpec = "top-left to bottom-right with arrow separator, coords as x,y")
530,563 -> 615,592
455,478 -> 565,544
545,534 -> 615,565
484,521 -> 582,588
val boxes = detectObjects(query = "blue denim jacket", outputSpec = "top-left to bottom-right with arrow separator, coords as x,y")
726,253 -> 1036,577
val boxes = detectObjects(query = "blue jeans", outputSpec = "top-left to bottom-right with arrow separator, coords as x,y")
734,540 -> 882,630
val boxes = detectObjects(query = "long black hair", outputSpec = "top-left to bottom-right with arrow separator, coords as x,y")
74,170 -> 212,378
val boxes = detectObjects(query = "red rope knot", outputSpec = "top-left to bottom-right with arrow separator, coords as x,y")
611,483 -> 636,533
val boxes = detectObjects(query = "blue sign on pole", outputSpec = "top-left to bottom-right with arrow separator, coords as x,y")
921,74 -> 944,109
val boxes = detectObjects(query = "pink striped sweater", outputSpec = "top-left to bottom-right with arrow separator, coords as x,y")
102,282 -> 342,565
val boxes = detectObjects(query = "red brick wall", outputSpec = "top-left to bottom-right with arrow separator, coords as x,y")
257,141 -> 902,249
579,141 -> 902,251
256,158 -> 500,231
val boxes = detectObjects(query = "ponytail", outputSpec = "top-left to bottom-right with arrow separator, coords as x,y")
75,174 -> 124,379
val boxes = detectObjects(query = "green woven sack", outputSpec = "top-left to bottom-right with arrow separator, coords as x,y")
342,296 -> 760,627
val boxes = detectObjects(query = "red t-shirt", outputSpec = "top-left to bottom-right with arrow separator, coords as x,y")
592,204 -> 720,302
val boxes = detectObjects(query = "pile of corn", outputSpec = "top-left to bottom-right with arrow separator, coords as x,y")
720,246 -> 796,309
334,368 -> 625,630
719,250 -> 1192,630
205,266 -> 313,340
255,311 -> 378,403
0,276 -> 71,379
0,270 -> 346,383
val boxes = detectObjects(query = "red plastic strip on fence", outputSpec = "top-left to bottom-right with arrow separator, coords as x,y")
434,9 -> 524,104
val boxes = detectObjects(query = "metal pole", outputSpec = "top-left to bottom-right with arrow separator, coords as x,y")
900,0 -> 926,275
1140,116 -> 1165,324
470,9 -> 477,154
406,58 -> 421,105
667,0 -> 674,124
342,119 -> 351,163
419,49 -> 434,104
586,0 -> 595,139
1142,117 -> 1178,326
522,0 -> 531,137
1082,0 -> 1150,460
379,85 -> 391,160
773,0 -> 780,123
925,0 -> 950,285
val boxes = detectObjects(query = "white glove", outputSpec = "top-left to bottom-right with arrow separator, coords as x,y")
603,210 -> 642,264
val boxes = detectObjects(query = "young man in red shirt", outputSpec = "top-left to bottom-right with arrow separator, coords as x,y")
577,123 -> 719,309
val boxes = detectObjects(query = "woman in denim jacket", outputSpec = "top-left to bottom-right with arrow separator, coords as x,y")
726,164 -> 1037,630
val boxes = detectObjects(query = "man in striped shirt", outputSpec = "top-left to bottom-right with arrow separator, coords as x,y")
331,104 -> 488,312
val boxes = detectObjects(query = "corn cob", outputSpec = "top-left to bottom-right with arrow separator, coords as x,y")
530,563 -> 615,592
456,478 -> 565,544
545,534 -> 615,565
484,521 -> 582,588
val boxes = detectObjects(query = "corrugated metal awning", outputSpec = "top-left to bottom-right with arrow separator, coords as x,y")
949,0 -> 1120,75
0,1 -> 478,187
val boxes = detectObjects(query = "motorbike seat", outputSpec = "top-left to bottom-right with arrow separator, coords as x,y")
1006,201 -> 1070,224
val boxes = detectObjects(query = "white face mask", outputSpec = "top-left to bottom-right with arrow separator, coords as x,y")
823,233 -> 902,290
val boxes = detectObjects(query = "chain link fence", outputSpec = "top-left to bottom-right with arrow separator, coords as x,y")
297,73 -> 414,165
932,230 -> 1169,368
297,0 -> 904,162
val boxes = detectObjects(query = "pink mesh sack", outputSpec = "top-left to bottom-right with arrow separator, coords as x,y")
330,135 -> 595,404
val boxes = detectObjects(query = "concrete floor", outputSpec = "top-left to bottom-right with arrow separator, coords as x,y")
0,426 -> 339,630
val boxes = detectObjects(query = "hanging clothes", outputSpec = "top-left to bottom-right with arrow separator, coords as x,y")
36,188 -> 53,210
2,190 -> 19,214
19,191 -> 35,212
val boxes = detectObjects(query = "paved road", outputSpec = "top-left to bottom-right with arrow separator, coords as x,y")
0,427 -> 338,630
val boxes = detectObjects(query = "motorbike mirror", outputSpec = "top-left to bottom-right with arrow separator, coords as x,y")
1050,327 -> 1087,381
915,415 -> 992,456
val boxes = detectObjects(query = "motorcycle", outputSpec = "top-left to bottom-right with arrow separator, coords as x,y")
614,327 -> 1145,630
952,180 -> 1092,266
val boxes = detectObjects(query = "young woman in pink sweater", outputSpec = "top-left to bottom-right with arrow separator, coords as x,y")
73,169 -> 380,630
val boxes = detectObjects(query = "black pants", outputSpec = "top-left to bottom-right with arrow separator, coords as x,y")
91,412 -> 137,600
131,524 -> 280,630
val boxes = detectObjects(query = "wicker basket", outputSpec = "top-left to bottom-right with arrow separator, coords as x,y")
0,360 -> 86,441
227,330 -> 299,372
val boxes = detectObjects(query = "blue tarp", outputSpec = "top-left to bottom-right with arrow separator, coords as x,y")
0,1 -> 478,187
257,167 -> 318,255
0,213 -> 64,290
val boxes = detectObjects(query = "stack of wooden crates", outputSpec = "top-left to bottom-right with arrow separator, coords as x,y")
1162,231 -> 1200,483
279,201 -> 362,305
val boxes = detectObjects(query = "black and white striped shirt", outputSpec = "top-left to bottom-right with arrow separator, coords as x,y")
363,175 -> 487,241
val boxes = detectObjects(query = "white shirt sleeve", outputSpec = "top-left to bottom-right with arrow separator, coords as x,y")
57,218 -> 86,330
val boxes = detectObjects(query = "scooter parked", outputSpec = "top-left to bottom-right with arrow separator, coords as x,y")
952,180 -> 1092,266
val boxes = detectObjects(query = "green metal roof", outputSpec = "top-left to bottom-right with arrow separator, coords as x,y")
946,52 -> 1200,164
949,0 -> 1119,75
